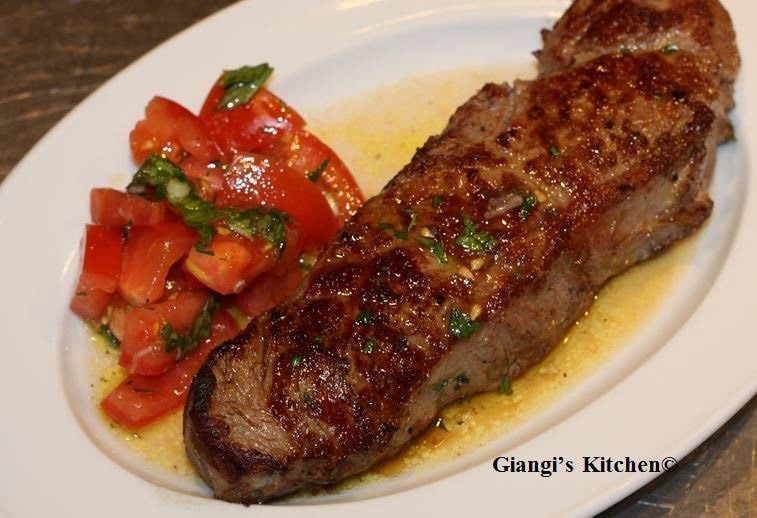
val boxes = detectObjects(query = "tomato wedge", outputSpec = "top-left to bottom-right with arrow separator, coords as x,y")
130,96 -> 221,164
215,154 -> 338,250
70,285 -> 112,320
266,129 -> 364,225
77,225 -> 122,293
103,308 -> 239,429
235,267 -> 305,317
118,222 -> 198,306
199,83 -> 305,155
184,234 -> 277,295
91,188 -> 168,227
118,290 -> 210,376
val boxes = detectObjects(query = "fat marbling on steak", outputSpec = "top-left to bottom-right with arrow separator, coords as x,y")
184,0 -> 739,503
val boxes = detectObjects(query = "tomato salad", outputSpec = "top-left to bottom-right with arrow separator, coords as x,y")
70,64 -> 364,430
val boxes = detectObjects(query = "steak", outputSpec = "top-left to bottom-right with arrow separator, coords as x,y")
184,0 -> 739,503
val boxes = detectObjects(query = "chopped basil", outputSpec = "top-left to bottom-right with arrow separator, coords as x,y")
303,390 -> 315,408
433,379 -> 449,393
498,375 -> 513,395
306,158 -> 330,181
449,307 -> 481,340
362,338 -> 377,354
378,222 -> 409,240
518,193 -> 538,220
662,43 -> 679,55
455,217 -> 496,253
432,196 -> 443,209
454,373 -> 470,386
356,310 -> 375,324
162,296 -> 219,358
548,145 -> 560,157
98,324 -> 121,348
129,155 -> 288,252
291,355 -> 303,367
415,235 -> 447,264
216,63 -> 273,110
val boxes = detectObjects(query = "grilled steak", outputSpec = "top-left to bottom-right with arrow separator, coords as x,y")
184,0 -> 739,503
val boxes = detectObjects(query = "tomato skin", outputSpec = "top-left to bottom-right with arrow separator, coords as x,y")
266,129 -> 364,225
130,96 -> 221,164
103,308 -> 239,429
91,188 -> 168,227
117,222 -> 198,306
77,225 -> 122,293
199,84 -> 305,155
216,154 -> 338,250
70,285 -> 112,320
184,234 -> 277,295
235,267 -> 305,317
118,290 -> 209,375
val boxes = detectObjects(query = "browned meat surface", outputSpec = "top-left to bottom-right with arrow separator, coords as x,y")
184,0 -> 739,504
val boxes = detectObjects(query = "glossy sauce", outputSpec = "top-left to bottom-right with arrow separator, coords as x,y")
91,65 -> 693,489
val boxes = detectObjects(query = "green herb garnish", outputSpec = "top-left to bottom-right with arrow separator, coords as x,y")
128,154 -> 288,252
362,338 -> 377,354
455,217 -> 496,253
449,307 -> 481,340
216,63 -> 273,110
548,145 -> 560,157
356,310 -> 375,324
498,375 -> 513,395
415,235 -> 447,264
303,390 -> 315,408
98,324 -> 121,348
432,196 -> 443,209
307,158 -> 330,181
433,379 -> 449,393
162,296 -> 219,358
291,355 -> 303,367
662,43 -> 679,55
518,193 -> 538,220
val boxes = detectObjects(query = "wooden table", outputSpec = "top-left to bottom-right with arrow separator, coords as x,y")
1,1 -> 754,515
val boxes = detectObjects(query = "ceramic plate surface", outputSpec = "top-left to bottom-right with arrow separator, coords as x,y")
0,1 -> 755,516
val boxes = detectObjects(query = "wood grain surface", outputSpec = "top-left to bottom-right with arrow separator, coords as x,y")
0,1 -> 753,515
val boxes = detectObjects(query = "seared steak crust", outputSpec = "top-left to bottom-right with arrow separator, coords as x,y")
184,0 -> 738,504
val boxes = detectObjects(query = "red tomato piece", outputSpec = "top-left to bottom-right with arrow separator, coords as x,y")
118,290 -> 209,376
118,222 -> 198,306
91,188 -> 168,227
266,129 -> 364,225
103,308 -> 239,429
235,267 -> 305,317
181,156 -> 225,201
70,284 -> 112,320
199,84 -> 305,155
215,153 -> 338,250
130,96 -> 221,164
77,225 -> 122,293
184,234 -> 277,295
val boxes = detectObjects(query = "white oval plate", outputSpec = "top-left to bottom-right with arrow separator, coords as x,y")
0,1 -> 755,516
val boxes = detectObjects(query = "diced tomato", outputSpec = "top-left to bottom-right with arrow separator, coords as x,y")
266,129 -> 364,225
164,264 -> 207,295
235,267 -> 305,317
118,290 -> 209,375
215,153 -> 338,249
184,234 -> 277,295
181,156 -> 225,201
91,188 -> 168,227
70,284 -> 112,320
118,222 -> 198,306
103,308 -> 239,429
77,225 -> 122,293
130,96 -> 221,164
104,296 -> 129,342
199,84 -> 305,155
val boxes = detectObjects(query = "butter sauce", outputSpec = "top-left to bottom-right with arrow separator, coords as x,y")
91,65 -> 692,490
